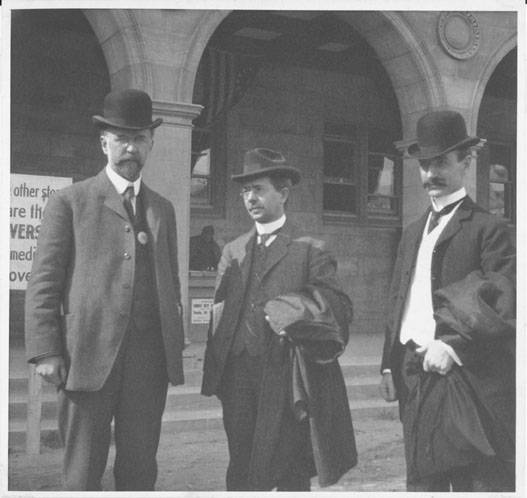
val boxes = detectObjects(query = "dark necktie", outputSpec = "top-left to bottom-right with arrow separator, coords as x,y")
427,199 -> 463,233
122,185 -> 135,222
258,228 -> 281,247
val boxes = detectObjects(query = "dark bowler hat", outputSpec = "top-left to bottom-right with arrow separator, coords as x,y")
408,110 -> 480,160
231,148 -> 301,184
92,89 -> 163,130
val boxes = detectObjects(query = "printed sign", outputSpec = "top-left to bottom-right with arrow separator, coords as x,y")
10,174 -> 72,290
191,298 -> 214,324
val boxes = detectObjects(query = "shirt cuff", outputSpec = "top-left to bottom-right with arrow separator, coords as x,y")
382,369 -> 392,374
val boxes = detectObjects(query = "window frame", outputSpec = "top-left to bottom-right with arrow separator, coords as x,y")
476,139 -> 516,225
322,125 -> 402,226
190,118 -> 227,218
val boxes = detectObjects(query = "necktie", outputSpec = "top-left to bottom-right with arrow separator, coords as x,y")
123,185 -> 135,221
258,228 -> 281,247
427,199 -> 463,233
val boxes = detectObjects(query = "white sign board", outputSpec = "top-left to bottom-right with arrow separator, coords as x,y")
191,298 -> 213,324
10,174 -> 72,290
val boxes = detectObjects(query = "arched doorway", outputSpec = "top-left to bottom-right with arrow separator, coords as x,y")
476,47 -> 517,226
188,10 -> 408,339
10,9 -> 111,339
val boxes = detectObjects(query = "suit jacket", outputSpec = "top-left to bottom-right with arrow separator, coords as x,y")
381,196 -> 515,372
380,196 -> 516,468
201,220 -> 356,488
25,169 -> 185,391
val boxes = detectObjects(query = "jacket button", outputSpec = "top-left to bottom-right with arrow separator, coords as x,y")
123,252 -> 131,260
125,225 -> 131,232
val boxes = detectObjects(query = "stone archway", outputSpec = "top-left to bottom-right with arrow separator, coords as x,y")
82,9 -> 153,93
180,10 -> 443,141
469,33 -> 517,134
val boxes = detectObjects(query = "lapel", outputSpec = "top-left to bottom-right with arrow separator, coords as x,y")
260,221 -> 294,281
140,183 -> 161,247
400,211 -> 429,278
231,227 -> 257,293
434,197 -> 473,249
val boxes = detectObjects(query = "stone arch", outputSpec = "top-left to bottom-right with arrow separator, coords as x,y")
82,9 -> 153,93
469,34 -> 517,134
179,10 -> 444,138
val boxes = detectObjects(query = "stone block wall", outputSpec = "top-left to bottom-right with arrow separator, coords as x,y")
191,61 -> 402,336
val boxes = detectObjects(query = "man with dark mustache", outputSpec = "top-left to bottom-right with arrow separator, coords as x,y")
25,89 -> 185,490
379,110 -> 515,491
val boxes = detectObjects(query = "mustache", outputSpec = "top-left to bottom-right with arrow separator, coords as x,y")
117,157 -> 139,165
423,179 -> 447,189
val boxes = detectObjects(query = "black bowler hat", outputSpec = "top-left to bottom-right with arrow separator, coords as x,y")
231,148 -> 301,184
407,110 -> 480,160
92,89 -> 163,130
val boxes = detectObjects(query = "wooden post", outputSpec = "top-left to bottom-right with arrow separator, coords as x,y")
26,364 -> 42,455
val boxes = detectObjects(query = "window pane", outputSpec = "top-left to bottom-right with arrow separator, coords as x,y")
367,195 -> 397,213
490,163 -> 509,182
368,155 -> 394,196
489,182 -> 506,217
323,140 -> 355,180
191,148 -> 211,205
323,184 -> 357,213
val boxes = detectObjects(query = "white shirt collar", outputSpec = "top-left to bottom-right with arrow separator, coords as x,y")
255,214 -> 286,235
105,164 -> 141,196
431,187 -> 466,212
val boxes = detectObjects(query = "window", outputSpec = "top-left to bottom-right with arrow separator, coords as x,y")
487,142 -> 515,222
323,124 -> 401,224
322,130 -> 359,214
477,141 -> 515,224
190,120 -> 226,215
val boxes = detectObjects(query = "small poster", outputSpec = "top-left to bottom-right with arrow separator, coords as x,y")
191,298 -> 214,324
10,174 -> 72,290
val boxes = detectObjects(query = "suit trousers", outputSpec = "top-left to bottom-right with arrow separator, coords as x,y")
220,351 -> 311,491
57,319 -> 168,491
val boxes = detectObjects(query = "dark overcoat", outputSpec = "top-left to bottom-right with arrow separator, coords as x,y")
201,220 -> 357,489
381,197 -> 516,476
25,169 -> 185,391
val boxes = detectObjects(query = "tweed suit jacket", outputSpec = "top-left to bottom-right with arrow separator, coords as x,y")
25,169 -> 185,391
201,219 -> 351,396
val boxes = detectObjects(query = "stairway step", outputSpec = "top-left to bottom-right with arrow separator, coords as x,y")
10,375 -> 382,420
9,399 -> 399,449
9,360 -> 380,395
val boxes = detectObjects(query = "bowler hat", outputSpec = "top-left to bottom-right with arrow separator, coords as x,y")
231,148 -> 301,184
407,110 -> 480,160
92,89 -> 163,130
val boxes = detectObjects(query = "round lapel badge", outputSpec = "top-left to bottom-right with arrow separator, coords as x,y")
137,231 -> 148,245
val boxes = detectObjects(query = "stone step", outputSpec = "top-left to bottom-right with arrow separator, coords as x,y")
9,398 -> 399,449
9,374 -> 382,420
8,360 -> 381,393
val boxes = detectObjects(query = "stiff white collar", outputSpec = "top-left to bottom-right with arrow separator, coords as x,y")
431,187 -> 466,212
255,214 -> 286,235
105,164 -> 141,196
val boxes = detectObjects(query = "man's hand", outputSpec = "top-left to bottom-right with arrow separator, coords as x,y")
416,340 -> 454,375
35,355 -> 67,387
379,372 -> 397,402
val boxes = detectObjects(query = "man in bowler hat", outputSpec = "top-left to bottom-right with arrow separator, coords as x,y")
379,110 -> 515,491
25,89 -> 185,490
201,148 -> 357,491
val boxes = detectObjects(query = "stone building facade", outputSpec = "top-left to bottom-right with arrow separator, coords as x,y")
9,9 -> 517,342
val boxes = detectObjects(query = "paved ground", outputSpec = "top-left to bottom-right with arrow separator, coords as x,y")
8,333 -> 407,493
8,408 -> 405,492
